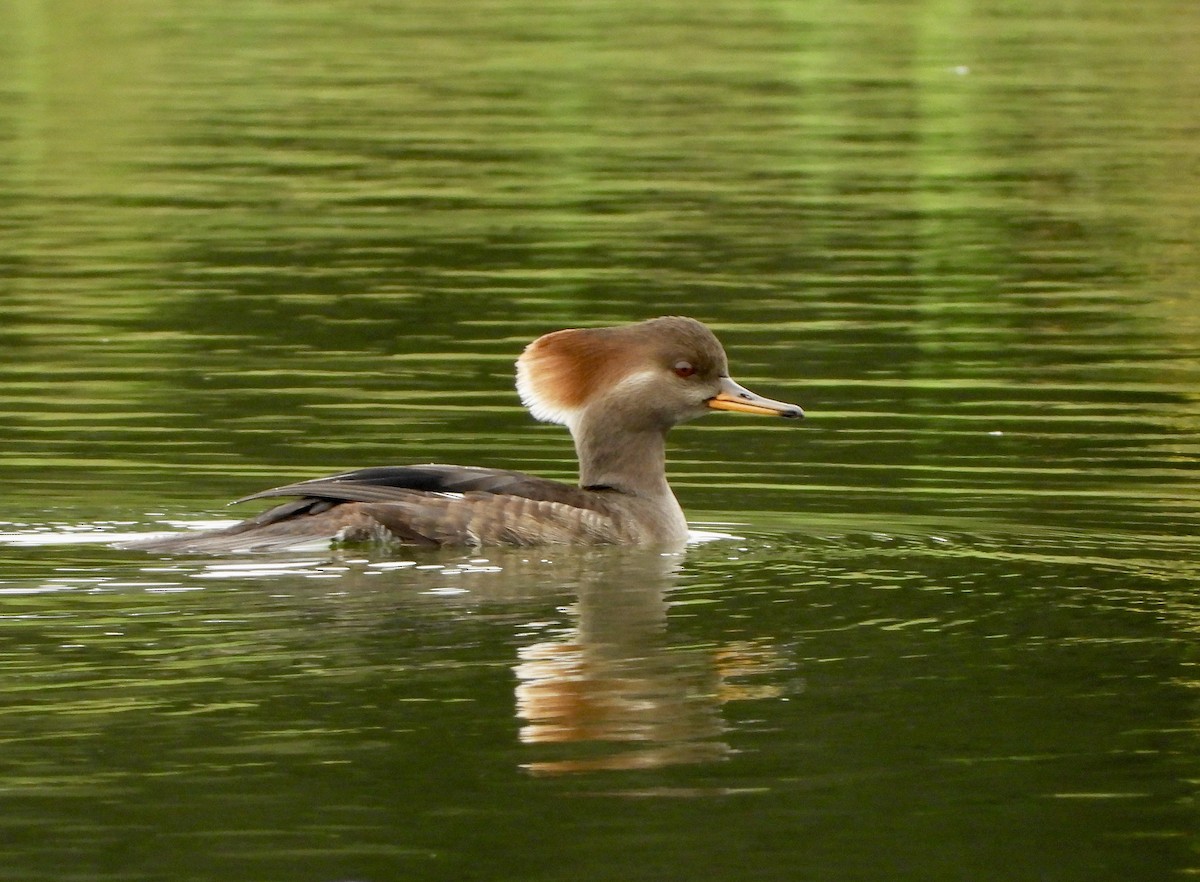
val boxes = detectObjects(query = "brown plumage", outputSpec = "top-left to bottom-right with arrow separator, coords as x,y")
127,317 -> 803,553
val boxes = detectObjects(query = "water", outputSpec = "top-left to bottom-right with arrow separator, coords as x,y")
1,1 -> 1197,880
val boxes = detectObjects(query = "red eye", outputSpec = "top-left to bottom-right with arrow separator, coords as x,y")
673,360 -> 696,378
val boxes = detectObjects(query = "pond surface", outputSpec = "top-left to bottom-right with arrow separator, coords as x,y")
1,1 -> 1197,880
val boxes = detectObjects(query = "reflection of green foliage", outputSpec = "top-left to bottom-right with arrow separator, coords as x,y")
0,0 -> 1196,527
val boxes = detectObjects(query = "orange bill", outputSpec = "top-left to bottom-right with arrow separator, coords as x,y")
707,376 -> 804,419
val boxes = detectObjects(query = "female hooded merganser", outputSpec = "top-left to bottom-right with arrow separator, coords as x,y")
132,316 -> 802,552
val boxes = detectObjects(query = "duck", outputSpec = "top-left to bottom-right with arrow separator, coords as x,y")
130,316 -> 803,553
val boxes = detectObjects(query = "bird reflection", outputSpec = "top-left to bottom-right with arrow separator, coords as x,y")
511,549 -> 787,775
177,545 -> 792,776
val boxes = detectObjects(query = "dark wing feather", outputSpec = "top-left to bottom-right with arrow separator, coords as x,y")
125,464 -> 625,552
234,464 -> 605,511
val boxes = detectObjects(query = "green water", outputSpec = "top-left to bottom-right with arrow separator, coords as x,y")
1,1 -> 1197,880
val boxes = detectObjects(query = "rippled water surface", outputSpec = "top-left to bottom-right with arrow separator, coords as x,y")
1,1 -> 1197,880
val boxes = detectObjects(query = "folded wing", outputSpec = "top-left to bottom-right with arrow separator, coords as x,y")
127,464 -> 623,552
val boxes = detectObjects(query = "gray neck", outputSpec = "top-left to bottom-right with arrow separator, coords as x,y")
569,409 -> 690,545
572,415 -> 673,500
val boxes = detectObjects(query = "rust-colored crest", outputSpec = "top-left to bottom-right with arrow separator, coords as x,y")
516,326 -> 627,425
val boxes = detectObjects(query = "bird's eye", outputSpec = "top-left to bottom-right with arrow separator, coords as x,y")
673,360 -> 697,378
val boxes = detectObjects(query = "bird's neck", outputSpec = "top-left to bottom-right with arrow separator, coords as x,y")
572,413 -> 673,500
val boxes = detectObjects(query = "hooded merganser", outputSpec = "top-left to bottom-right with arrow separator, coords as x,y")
130,316 -> 803,552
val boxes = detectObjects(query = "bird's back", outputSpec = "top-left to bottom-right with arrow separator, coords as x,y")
127,464 -> 634,553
